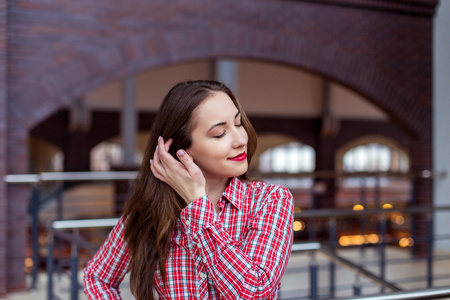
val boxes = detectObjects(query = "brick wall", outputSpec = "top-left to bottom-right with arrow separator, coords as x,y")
7,0 -> 435,135
0,0 -> 7,296
5,115 -> 28,292
2,0 -> 437,292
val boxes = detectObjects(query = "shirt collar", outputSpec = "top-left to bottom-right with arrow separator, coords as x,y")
222,177 -> 245,210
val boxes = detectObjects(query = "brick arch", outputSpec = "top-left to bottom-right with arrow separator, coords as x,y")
17,28 -> 426,139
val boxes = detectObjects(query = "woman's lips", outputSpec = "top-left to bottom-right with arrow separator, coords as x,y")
228,152 -> 247,161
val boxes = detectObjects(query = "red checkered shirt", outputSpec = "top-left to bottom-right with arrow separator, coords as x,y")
84,177 -> 294,299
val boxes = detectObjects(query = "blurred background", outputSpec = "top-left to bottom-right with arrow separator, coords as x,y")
1,0 -> 450,299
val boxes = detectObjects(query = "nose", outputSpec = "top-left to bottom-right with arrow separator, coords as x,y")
231,127 -> 248,149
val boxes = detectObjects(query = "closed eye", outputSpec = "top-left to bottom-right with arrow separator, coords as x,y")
213,131 -> 226,139
210,111 -> 241,138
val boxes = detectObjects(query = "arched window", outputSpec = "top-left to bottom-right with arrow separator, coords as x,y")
259,142 -> 315,173
342,143 -> 409,173
259,142 -> 315,189
90,133 -> 149,171
339,140 -> 409,188
90,141 -> 124,171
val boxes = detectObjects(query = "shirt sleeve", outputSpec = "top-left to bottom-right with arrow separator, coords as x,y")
180,186 -> 294,299
83,216 -> 130,300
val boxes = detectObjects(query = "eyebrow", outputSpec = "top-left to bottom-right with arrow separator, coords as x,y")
207,111 -> 241,132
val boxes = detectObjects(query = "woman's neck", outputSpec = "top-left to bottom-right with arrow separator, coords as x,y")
205,177 -> 229,212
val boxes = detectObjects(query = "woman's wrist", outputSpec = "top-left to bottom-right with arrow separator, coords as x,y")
186,189 -> 206,204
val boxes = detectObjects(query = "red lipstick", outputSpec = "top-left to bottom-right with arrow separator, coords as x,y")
229,152 -> 247,161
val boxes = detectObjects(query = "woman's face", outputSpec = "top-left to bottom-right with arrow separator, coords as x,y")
187,92 -> 249,181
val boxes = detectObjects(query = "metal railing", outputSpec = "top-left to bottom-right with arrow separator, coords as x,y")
47,218 -> 119,300
340,286 -> 450,300
5,171 -> 137,290
46,222 -> 401,300
46,220 -> 450,300
295,206 -> 446,294
287,242 -> 401,299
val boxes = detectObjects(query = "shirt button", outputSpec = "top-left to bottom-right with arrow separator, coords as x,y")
197,242 -> 202,248
185,220 -> 191,226
199,272 -> 206,279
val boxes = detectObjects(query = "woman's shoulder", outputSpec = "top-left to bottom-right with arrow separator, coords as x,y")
244,178 -> 292,201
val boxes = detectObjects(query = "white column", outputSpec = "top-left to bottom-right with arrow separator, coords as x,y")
122,76 -> 137,166
215,59 -> 239,97
433,1 -> 450,251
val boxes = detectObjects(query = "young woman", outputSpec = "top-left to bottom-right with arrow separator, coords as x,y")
84,80 -> 294,299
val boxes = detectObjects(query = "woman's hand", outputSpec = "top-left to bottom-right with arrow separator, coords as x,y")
150,136 -> 206,204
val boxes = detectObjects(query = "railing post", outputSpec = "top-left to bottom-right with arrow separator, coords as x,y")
310,183 -> 317,241
353,273 -> 362,296
427,212 -> 434,288
310,250 -> 318,300
329,217 -> 337,298
379,213 -> 387,293
56,184 -> 64,277
47,230 -> 54,300
374,175 -> 380,208
30,183 -> 40,290
56,183 -> 63,221
71,229 -> 80,300
360,177 -> 367,257
410,177 -> 417,256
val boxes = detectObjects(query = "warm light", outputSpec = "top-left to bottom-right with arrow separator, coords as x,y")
399,237 -> 414,248
25,257 -> 33,267
339,236 -> 350,246
293,221 -> 305,231
367,234 -> 380,244
382,203 -> 393,209
394,215 -> 405,225
399,238 -> 409,247
24,257 -> 33,273
356,235 -> 365,244
353,204 -> 364,211
390,214 -> 405,225
339,234 -> 380,247
294,207 -> 301,213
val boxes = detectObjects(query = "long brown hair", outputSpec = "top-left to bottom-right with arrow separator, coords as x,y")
123,80 -> 257,299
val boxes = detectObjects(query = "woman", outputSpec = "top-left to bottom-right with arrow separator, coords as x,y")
84,80 -> 294,299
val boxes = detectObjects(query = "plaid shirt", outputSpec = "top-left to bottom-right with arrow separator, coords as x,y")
84,177 -> 294,299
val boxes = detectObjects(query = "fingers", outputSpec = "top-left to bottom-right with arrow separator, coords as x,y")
158,136 -> 173,152
150,136 -> 202,180
156,137 -> 178,168
150,146 -> 166,181
150,136 -> 185,179
177,149 -> 197,173
150,137 -> 171,181
149,137 -> 206,203
149,158 -> 163,181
